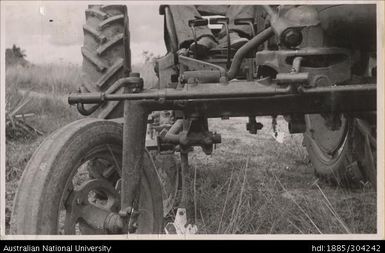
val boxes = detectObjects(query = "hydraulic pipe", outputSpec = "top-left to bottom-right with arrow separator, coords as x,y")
226,27 -> 274,80
163,119 -> 183,143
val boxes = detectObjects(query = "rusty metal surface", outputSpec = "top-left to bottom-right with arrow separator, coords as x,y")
64,179 -> 121,234
69,82 -> 375,104
179,55 -> 226,76
70,86 -> 375,123
161,118 -> 221,155
255,47 -> 351,86
120,100 -> 148,227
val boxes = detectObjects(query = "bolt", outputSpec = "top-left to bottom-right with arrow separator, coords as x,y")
282,29 -> 302,48
219,76 -> 228,84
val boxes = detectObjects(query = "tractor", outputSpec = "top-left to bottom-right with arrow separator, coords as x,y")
12,4 -> 377,234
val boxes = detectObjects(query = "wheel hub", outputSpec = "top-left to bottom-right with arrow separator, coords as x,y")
64,178 -> 124,234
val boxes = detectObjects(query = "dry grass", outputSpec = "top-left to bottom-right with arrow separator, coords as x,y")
5,62 -> 377,235
5,64 -> 82,232
6,63 -> 81,94
185,117 -> 376,234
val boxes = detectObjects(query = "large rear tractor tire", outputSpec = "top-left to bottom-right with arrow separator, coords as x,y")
304,114 -> 376,188
11,119 -> 164,234
81,5 -> 129,119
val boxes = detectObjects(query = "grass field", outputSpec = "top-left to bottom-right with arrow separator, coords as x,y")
5,63 -> 377,235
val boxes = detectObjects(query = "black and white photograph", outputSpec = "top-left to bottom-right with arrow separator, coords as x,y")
0,1 -> 383,239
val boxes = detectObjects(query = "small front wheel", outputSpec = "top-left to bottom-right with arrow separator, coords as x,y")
11,118 -> 164,234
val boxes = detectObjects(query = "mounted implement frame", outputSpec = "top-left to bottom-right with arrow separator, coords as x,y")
66,5 -> 376,233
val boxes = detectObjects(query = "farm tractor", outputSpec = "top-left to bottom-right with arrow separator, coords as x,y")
12,4 -> 377,234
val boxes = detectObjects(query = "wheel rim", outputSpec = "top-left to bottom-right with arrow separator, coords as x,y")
305,114 -> 349,164
58,144 -> 154,234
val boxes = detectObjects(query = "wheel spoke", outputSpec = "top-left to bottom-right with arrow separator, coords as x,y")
106,144 -> 122,176
102,165 -> 117,178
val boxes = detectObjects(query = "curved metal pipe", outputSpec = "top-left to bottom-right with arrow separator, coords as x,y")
105,77 -> 132,94
77,103 -> 100,116
76,77 -> 139,115
227,27 -> 274,80
162,119 -> 184,144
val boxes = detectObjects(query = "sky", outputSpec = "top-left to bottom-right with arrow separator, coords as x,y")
3,2 -> 166,65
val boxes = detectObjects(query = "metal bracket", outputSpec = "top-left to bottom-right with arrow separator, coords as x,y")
246,116 -> 263,134
161,117 -> 221,155
164,208 -> 198,235
178,55 -> 227,84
